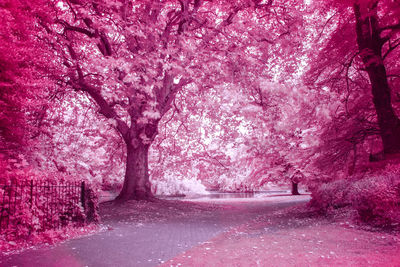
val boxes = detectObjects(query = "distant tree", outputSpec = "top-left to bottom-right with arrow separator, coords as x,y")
35,92 -> 125,187
290,169 -> 304,195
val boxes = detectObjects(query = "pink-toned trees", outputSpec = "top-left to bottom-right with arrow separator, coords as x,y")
39,0 -> 227,200
1,0 -> 312,201
41,0 -> 252,200
244,80 -> 323,192
150,82 -> 251,193
353,1 -> 400,154
54,1 -> 191,200
305,1 -> 400,225
44,0 -> 310,200
150,75 -> 323,194
0,0 -> 56,159
35,92 -> 125,188
147,0 -> 327,195
309,0 -> 400,157
6,0 -> 384,201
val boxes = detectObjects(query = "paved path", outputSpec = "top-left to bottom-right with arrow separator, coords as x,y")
0,196 -> 309,267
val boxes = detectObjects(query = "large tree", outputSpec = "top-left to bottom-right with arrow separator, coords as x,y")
309,0 -> 400,156
353,0 -> 400,154
3,0 -> 317,200
47,0 -> 312,201
43,0 -> 298,201
50,0 -> 210,201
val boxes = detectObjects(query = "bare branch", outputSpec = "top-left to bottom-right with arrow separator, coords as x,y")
199,143 -> 229,170
57,20 -> 96,38
66,44 -> 129,138
316,12 -> 338,42
383,38 -> 400,60
379,22 -> 400,34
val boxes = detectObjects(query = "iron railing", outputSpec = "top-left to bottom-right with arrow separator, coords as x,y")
0,181 -> 88,235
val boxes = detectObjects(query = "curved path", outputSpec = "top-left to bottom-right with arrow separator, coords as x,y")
0,196 -> 309,267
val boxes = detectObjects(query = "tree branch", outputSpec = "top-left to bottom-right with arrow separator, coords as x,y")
379,22 -> 400,34
383,38 -> 400,60
66,44 -> 129,138
57,20 -> 96,38
199,143 -> 229,170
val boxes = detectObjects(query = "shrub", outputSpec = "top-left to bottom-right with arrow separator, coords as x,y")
0,156 -> 99,242
151,172 -> 208,196
309,179 -> 352,212
310,168 -> 400,227
350,175 -> 400,226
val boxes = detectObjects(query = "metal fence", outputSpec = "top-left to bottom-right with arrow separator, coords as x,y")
0,181 -> 87,235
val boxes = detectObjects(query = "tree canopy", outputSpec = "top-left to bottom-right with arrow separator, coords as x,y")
1,0 -> 400,202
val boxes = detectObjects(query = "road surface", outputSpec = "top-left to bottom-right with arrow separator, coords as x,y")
0,195 -> 309,267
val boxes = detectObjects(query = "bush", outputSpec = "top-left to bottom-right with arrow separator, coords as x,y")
350,175 -> 400,226
0,156 -> 99,242
309,179 -> 352,212
310,169 -> 400,227
151,172 -> 208,196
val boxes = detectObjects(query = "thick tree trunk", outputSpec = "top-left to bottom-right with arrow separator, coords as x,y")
367,66 -> 400,154
116,142 -> 154,202
354,4 -> 400,154
291,181 -> 300,195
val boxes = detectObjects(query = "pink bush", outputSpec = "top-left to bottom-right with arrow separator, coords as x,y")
350,175 -> 400,226
309,179 -> 351,212
0,157 -> 98,242
310,166 -> 400,227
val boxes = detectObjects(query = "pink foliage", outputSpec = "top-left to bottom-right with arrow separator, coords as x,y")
1,0 -> 400,252
0,155 -> 98,245
310,162 -> 400,227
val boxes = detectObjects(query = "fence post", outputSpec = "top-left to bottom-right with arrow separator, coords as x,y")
80,181 -> 86,212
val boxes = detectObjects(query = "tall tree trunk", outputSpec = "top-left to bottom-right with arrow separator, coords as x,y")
354,3 -> 400,154
116,142 -> 154,201
291,181 -> 300,195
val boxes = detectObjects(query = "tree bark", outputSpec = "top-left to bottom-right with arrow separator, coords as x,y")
291,181 -> 300,195
354,3 -> 400,154
115,142 -> 154,201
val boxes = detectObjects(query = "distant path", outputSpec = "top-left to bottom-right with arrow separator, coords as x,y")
0,195 -> 310,267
